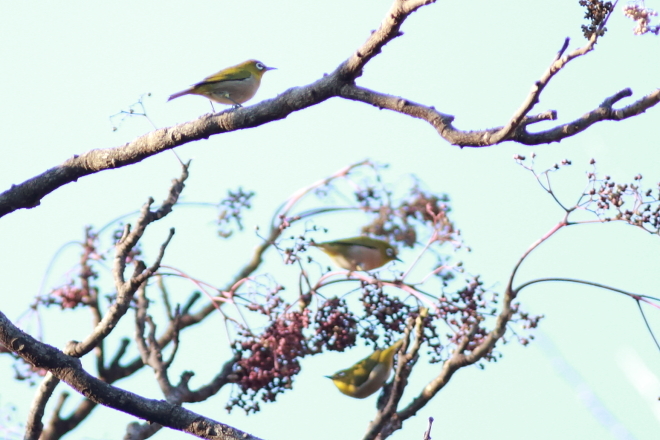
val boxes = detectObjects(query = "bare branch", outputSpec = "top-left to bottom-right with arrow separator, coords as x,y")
124,355 -> 238,438
2,0 -> 653,219
41,395 -> 101,440
505,219 -> 568,299
513,88 -> 660,145
340,83 -> 660,147
0,78 -> 339,218
158,275 -> 175,320
394,313 -> 507,424
64,164 -> 183,359
105,338 -> 131,379
62,228 -> 173,357
513,277 -> 659,300
26,169 -> 185,439
364,314 -> 426,440
0,310 -> 264,440
487,1 -> 617,145
514,277 -> 660,351
24,372 -> 59,440
125,420 -> 163,440
179,355 -> 239,403
338,0 -> 437,79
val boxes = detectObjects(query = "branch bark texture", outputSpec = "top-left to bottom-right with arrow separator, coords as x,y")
1,0 -> 657,218
0,311 -> 263,440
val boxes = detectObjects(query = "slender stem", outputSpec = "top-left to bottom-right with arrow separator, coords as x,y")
636,301 -> 660,352
505,217 -> 568,298
514,277 -> 660,306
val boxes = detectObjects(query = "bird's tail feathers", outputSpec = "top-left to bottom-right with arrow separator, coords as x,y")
167,89 -> 190,102
383,339 -> 405,357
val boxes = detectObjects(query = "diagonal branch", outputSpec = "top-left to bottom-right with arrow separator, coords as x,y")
486,2 -> 615,145
0,310 -> 264,440
64,162 -> 185,359
363,314 -> 426,440
3,1 -> 656,219
24,372 -> 59,440
337,0 -> 437,80
32,166 -> 186,439
0,75 -> 338,219
125,356 -> 239,439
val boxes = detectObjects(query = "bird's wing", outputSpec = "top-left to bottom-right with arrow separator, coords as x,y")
344,350 -> 382,387
328,239 -> 378,250
379,339 -> 404,363
198,69 -> 251,85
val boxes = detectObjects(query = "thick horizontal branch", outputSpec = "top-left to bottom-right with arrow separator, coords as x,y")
0,310 -> 263,440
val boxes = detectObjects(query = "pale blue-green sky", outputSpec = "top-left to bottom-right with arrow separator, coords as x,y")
1,1 -> 659,439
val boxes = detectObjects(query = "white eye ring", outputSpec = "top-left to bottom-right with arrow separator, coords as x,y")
386,248 -> 394,257
256,62 -> 265,70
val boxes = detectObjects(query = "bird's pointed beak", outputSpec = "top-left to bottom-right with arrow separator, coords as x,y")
266,66 -> 277,71
395,257 -> 403,262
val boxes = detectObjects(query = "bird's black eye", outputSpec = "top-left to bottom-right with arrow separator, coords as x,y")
256,62 -> 265,70
386,248 -> 395,257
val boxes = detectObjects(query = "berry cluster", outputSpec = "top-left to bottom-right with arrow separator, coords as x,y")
311,297 -> 358,352
586,170 -> 660,234
579,0 -> 614,38
623,3 -> 660,35
229,311 -> 310,413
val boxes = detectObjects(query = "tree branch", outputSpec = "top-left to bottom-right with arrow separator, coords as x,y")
64,161 -> 183,359
337,0 -> 437,80
124,357 -> 239,439
364,314 -> 426,440
24,372 -> 59,440
2,0 -> 655,219
340,83 -> 660,147
30,167 -> 186,439
41,394 -> 97,440
0,310 -> 264,440
0,77 -> 339,218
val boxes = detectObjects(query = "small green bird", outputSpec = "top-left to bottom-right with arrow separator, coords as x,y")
167,59 -> 275,107
327,339 -> 404,399
312,236 -> 400,271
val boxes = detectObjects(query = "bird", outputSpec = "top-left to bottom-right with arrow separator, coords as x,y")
167,59 -> 275,108
311,236 -> 401,271
326,339 -> 404,398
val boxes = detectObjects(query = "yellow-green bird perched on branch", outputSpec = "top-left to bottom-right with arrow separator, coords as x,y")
311,236 -> 401,271
327,339 -> 404,398
167,59 -> 275,107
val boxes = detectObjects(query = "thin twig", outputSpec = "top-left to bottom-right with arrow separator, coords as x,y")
636,301 -> 660,352
423,417 -> 434,440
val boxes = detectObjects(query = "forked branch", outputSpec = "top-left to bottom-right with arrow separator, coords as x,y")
1,0 -> 657,218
